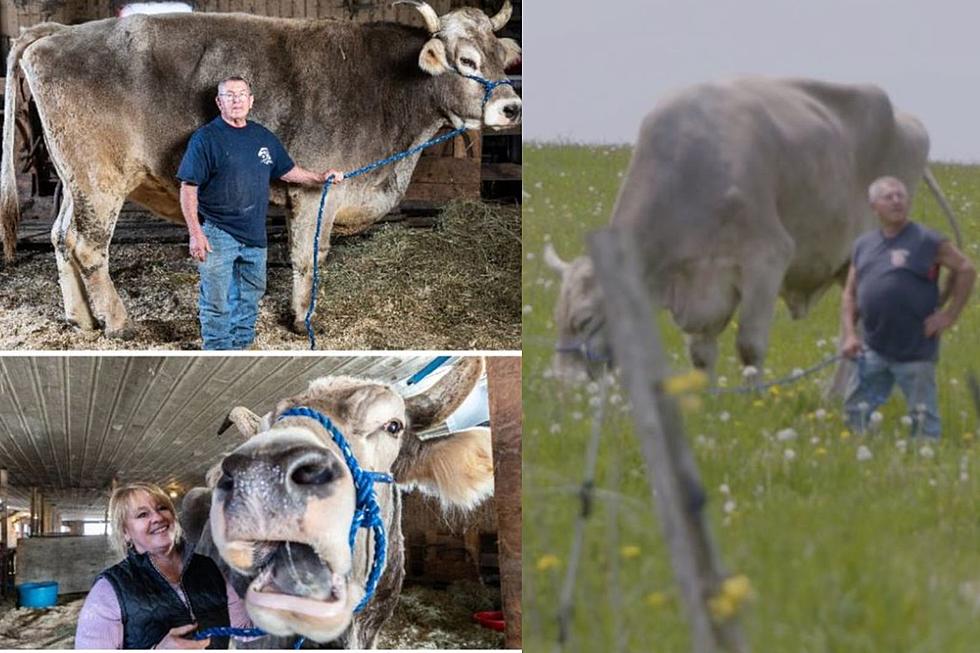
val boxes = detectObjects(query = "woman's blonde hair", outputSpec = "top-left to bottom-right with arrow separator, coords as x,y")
107,482 -> 183,557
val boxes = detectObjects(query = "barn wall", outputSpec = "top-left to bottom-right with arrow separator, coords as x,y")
401,490 -> 497,585
15,535 -> 117,594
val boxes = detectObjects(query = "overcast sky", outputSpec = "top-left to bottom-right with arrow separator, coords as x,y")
524,1 -> 980,162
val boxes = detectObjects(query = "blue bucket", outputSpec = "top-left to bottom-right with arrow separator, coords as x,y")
17,581 -> 59,608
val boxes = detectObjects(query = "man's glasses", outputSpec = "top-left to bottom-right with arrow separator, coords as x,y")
220,92 -> 251,102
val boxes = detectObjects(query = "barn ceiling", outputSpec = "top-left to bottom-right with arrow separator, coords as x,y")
0,355 -> 463,520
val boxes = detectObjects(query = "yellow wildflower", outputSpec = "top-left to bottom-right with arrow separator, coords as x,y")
963,432 -> 975,443
753,400 -> 764,408
620,545 -> 641,560
663,370 -> 709,396
709,594 -> 736,620
645,592 -> 669,608
721,574 -> 753,603
679,394 -> 703,413
536,554 -> 560,572
768,386 -> 781,396
815,447 -> 828,457
840,430 -> 851,440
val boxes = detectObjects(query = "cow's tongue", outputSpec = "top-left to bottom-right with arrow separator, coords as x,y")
246,543 -> 348,618
246,583 -> 347,618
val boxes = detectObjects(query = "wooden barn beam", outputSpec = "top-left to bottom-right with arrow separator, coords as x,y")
486,356 -> 522,649
589,228 -> 748,653
0,469 -> 7,549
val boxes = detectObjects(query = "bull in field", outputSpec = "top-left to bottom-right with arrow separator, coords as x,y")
544,77 -> 960,380
0,1 -> 521,337
180,356 -> 494,648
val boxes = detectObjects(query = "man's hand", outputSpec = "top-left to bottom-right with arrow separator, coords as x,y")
924,310 -> 955,337
319,168 -> 344,184
189,231 -> 212,263
156,623 -> 209,649
840,333 -> 863,359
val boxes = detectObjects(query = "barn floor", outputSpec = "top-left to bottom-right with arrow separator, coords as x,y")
0,200 -> 520,350
0,581 -> 504,649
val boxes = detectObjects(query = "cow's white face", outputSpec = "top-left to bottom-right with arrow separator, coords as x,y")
409,1 -> 522,129
544,244 -> 611,382
208,358 -> 493,643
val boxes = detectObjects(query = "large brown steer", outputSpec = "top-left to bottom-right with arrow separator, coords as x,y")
180,356 -> 494,648
1,2 -> 520,337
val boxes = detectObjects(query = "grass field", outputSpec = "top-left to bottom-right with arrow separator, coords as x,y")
522,145 -> 980,652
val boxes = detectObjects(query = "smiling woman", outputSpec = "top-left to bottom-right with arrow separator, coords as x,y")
74,483 -> 252,650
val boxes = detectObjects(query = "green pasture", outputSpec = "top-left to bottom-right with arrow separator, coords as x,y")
522,145 -> 980,652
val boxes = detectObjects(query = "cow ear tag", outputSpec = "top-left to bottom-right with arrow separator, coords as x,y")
419,38 -> 449,75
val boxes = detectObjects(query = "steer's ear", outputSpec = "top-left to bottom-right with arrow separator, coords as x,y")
405,357 -> 484,431
419,37 -> 450,75
394,427 -> 494,510
218,406 -> 263,438
498,37 -> 521,69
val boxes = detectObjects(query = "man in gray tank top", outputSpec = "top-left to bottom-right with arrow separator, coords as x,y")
840,176 -> 976,437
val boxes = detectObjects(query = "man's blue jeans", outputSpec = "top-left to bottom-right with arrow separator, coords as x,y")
843,347 -> 941,438
197,222 -> 267,350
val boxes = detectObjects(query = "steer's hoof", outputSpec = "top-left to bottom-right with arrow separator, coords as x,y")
105,325 -> 135,341
291,319 -> 308,336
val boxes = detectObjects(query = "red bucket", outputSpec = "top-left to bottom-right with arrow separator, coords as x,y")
472,610 -> 505,632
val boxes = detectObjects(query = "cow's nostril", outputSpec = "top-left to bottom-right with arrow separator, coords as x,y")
217,473 -> 234,492
502,103 -> 521,120
291,462 -> 337,486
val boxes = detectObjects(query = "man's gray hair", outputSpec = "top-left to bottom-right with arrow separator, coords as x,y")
868,176 -> 907,203
217,76 -> 252,95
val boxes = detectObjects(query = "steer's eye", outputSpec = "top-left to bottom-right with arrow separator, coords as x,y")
384,419 -> 404,435
460,57 -> 477,69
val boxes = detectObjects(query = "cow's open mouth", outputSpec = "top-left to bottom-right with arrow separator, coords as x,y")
245,542 -> 351,620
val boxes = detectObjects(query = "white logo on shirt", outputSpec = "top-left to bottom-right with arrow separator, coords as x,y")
257,147 -> 273,165
890,248 -> 909,268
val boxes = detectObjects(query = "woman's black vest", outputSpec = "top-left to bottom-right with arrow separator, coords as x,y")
99,546 -> 230,649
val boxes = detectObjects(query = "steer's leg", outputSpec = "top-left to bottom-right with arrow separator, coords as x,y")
686,333 -> 719,373
50,194 -> 98,330
65,189 -> 129,337
734,223 -> 794,369
286,190 -> 337,335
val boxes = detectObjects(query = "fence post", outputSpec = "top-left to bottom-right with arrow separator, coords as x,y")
588,227 -> 748,653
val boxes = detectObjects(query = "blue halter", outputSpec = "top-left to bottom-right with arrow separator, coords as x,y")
276,406 -> 395,613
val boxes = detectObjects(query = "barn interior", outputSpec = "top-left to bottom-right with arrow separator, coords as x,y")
0,355 -> 520,649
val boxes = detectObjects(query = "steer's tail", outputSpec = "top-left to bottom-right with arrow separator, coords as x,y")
922,166 -> 964,248
1,23 -> 65,262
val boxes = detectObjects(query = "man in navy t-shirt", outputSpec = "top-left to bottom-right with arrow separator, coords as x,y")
177,76 -> 343,350
840,176 -> 976,437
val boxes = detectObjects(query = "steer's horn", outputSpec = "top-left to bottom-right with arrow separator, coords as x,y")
543,242 -> 569,275
394,0 -> 441,35
219,406 -> 263,438
489,0 -> 512,31
406,357 -> 484,430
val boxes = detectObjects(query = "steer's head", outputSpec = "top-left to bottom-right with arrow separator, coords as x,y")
209,358 -> 492,642
544,243 -> 612,382
397,0 -> 521,129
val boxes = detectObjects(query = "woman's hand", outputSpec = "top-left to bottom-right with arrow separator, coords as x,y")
155,623 -> 210,649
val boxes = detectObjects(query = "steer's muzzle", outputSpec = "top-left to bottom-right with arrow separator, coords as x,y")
485,93 -> 522,128
220,445 -> 345,508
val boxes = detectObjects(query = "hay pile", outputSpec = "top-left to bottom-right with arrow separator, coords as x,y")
0,199 -> 521,350
0,597 -> 82,649
377,580 -> 505,649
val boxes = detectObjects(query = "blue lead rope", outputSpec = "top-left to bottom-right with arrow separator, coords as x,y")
304,71 -> 514,349
193,406 -> 396,648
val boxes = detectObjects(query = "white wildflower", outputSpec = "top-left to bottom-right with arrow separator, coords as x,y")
719,483 -> 730,496
717,375 -> 728,388
869,411 -> 884,425
896,439 -> 908,453
742,365 -> 759,379
900,416 -> 914,427
571,411 -> 583,420
723,499 -> 737,514
856,445 -> 873,462
810,436 -> 821,445
816,338 -> 827,348
784,449 -> 797,462
719,411 -> 731,423
918,445 -> 935,459
777,428 -> 798,442
814,408 -> 828,420
522,304 -> 533,315
549,423 -> 561,434
791,368 -> 804,379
